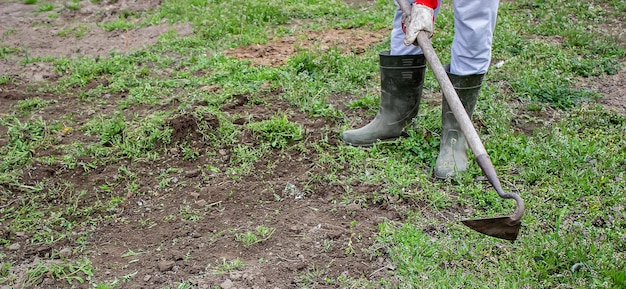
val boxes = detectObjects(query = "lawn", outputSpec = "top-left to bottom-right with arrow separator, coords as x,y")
0,0 -> 624,288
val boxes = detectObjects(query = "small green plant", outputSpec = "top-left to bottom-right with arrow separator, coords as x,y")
211,258 -> 246,274
57,24 -> 90,38
234,226 -> 276,247
24,0 -> 37,4
0,74 -> 10,84
122,271 -> 137,282
175,281 -> 193,289
101,18 -> 135,31
0,261 -> 12,277
85,112 -> 126,146
14,97 -> 54,115
247,115 -> 303,149
37,3 -> 54,12
23,258 -> 93,287
0,45 -> 21,59
320,239 -> 333,253
66,2 -> 80,10
179,204 -> 203,221
296,265 -> 327,287
121,249 -> 141,258
346,93 -> 378,112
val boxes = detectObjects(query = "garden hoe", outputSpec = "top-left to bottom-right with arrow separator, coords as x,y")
397,1 -> 525,241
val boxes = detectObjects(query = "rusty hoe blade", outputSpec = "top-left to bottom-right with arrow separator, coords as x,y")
461,217 -> 521,241
462,155 -> 526,241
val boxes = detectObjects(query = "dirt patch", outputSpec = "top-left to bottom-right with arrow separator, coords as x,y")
4,1 -> 624,288
1,85 -> 405,288
225,28 -> 388,67
578,60 -> 626,116
169,113 -> 204,144
0,1 -> 192,83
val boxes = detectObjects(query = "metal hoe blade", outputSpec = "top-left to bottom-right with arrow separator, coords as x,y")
462,155 -> 525,241
462,217 -> 521,241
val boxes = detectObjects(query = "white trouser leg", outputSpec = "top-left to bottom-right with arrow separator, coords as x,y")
450,0 -> 499,75
390,0 -> 498,76
390,0 -> 441,55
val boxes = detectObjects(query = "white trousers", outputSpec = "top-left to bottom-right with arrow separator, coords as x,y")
390,0 -> 499,75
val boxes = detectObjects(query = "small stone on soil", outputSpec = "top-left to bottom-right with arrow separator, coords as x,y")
220,279 -> 234,289
9,243 -> 20,251
59,247 -> 72,258
43,278 -> 55,285
157,260 -> 175,272
185,169 -> 201,178
288,262 -> 307,271
189,265 -> 204,274
170,250 -> 185,261
229,272 -> 242,280
196,199 -> 207,207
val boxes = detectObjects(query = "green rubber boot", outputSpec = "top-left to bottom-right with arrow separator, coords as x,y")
434,69 -> 484,179
341,51 -> 426,147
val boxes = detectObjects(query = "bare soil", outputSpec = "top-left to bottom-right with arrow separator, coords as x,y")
0,1 -> 403,288
1,1 -> 624,289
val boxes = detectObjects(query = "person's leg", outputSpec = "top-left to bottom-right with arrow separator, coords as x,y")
341,1 -> 441,146
434,0 -> 499,179
449,0 -> 499,75
340,52 -> 426,146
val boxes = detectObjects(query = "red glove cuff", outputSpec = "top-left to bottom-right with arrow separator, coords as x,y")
414,0 -> 438,9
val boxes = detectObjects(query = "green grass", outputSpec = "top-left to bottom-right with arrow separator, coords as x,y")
0,0 -> 625,288
36,2 -> 54,12
234,226 -> 276,247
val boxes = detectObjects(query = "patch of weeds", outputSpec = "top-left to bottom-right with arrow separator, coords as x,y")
60,154 -> 78,170
570,57 -> 621,76
0,117 -> 47,173
247,114 -> 303,149
84,111 -> 170,160
320,239 -> 333,253
178,142 -> 199,160
0,261 -> 13,283
0,74 -> 10,84
170,281 -> 193,289
91,282 -> 117,289
296,265 -> 327,288
65,2 -> 80,10
36,2 -> 54,12
346,92 -> 378,112
23,258 -> 93,287
24,0 -> 37,4
156,167 -> 183,189
336,275 -> 376,289
514,81 -> 599,109
14,97 -> 55,116
85,112 -> 126,146
280,49 -> 376,117
179,204 -> 204,222
210,258 -> 246,274
234,226 -> 276,247
57,24 -> 90,38
0,45 -> 21,59
226,144 -> 262,176
100,18 -> 136,31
